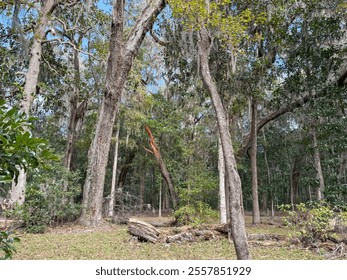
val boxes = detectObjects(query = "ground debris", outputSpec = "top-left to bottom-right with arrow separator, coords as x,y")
166,229 -> 215,243
128,218 -> 160,243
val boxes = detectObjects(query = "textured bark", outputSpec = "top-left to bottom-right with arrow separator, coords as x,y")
198,28 -> 250,260
79,0 -> 166,226
128,218 -> 160,243
108,124 -> 120,217
250,99 -> 260,224
10,0 -> 58,206
312,128 -> 325,201
63,42 -> 87,171
290,158 -> 301,205
144,125 -> 178,209
117,151 -> 136,190
139,168 -> 145,210
218,136 -> 227,224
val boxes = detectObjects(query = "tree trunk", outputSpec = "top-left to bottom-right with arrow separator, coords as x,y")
198,28 -> 250,260
312,128 -> 325,201
144,125 -> 178,209
291,158 -> 301,205
139,168 -> 145,211
218,136 -> 227,224
79,0 -> 166,226
108,123 -> 120,217
250,98 -> 260,224
158,180 -> 162,217
10,0 -> 58,206
63,40 -> 87,171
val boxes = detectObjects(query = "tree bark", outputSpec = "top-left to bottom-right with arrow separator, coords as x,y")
218,135 -> 227,224
250,99 -> 260,224
79,0 -> 166,226
10,0 -> 58,206
139,167 -> 145,211
144,125 -> 178,209
312,128 -> 325,201
108,123 -> 120,217
198,27 -> 250,260
291,158 -> 301,205
63,37 -> 88,171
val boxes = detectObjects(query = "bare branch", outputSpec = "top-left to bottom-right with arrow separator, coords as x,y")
150,29 -> 168,46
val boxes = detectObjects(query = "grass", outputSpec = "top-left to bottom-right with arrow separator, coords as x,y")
11,215 -> 329,260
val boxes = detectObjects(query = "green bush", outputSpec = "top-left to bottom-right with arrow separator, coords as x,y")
279,201 -> 341,245
0,231 -> 20,260
174,201 -> 219,226
7,163 -> 81,233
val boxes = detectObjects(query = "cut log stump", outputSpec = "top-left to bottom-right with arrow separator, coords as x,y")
128,218 -> 160,243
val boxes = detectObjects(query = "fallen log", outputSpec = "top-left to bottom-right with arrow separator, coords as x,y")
128,218 -> 160,243
166,229 -> 215,243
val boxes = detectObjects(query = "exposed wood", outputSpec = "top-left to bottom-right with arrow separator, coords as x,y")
128,218 -> 160,243
144,125 -> 178,209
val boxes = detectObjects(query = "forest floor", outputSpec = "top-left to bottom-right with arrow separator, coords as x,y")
8,214 -> 346,260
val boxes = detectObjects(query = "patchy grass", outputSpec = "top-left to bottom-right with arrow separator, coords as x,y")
10,215 -> 331,260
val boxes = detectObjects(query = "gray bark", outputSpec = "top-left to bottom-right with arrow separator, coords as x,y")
79,0 -> 166,226
312,128 -> 325,201
108,123 -> 120,217
218,136 -> 227,224
250,99 -> 260,224
63,37 -> 88,172
198,27 -> 250,260
10,0 -> 58,206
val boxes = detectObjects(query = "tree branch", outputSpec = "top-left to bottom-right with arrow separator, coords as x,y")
150,29 -> 169,46
237,95 -> 311,158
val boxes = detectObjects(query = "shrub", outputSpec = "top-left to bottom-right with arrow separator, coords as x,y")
279,201 -> 340,245
0,231 -> 20,260
174,201 -> 219,226
7,163 -> 81,233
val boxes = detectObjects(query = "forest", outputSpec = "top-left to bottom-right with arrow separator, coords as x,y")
0,0 -> 346,260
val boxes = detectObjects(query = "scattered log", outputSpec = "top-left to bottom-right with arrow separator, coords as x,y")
128,218 -> 160,243
166,229 -> 215,243
110,216 -> 129,225
147,220 -> 175,228
248,233 -> 286,241
214,223 -> 230,234
0,218 -> 24,231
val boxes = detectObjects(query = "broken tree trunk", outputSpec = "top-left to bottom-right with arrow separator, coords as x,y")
128,218 -> 160,243
144,125 -> 178,209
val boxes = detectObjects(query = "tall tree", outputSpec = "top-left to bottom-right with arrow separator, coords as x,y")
79,0 -> 166,226
10,0 -> 59,206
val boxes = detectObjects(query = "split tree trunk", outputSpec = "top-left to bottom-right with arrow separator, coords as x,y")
79,0 -> 166,226
198,28 -> 250,260
144,125 -> 178,209
10,0 -> 58,206
250,98 -> 260,224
